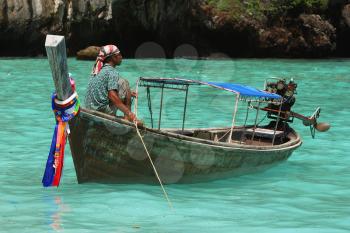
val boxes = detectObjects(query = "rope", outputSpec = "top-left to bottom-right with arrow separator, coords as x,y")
257,114 -> 267,126
133,80 -> 173,209
218,129 -> 231,142
134,122 -> 173,209
146,87 -> 154,128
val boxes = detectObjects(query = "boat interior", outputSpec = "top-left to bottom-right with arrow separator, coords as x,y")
165,124 -> 292,146
83,109 -> 294,146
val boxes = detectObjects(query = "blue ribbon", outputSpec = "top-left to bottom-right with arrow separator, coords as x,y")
42,124 -> 58,187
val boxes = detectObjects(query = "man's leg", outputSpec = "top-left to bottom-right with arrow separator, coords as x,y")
99,105 -> 116,116
118,78 -> 132,112
124,89 -> 132,111
114,78 -> 131,119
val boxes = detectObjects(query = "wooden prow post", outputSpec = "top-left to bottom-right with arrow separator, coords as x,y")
45,35 -> 73,100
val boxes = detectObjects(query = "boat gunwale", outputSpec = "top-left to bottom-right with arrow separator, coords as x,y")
79,108 -> 302,152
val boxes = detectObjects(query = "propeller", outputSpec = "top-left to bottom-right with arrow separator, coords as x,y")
314,122 -> 331,132
296,107 -> 330,138
303,120 -> 330,132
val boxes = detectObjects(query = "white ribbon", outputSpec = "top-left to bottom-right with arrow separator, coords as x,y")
54,92 -> 78,105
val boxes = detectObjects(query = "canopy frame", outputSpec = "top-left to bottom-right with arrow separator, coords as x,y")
136,77 -> 284,144
138,78 -> 191,132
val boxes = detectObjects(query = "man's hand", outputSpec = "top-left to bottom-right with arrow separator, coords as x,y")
124,112 -> 143,126
126,111 -> 136,122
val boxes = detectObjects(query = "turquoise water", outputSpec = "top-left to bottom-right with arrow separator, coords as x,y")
0,58 -> 349,232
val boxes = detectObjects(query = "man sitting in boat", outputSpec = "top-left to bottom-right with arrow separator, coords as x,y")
85,45 -> 138,122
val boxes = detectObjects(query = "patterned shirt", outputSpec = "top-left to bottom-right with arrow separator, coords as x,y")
84,64 -> 120,111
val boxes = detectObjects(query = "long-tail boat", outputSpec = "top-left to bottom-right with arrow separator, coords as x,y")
45,35 -> 330,184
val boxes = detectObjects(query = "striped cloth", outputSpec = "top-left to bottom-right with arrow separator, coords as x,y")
91,45 -> 120,75
42,78 -> 80,187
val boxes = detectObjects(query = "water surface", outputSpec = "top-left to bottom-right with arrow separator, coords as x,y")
0,58 -> 349,233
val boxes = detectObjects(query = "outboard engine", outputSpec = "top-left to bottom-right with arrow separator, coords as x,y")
263,78 -> 330,138
265,78 -> 297,122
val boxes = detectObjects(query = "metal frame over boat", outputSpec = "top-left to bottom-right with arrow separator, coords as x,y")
45,35 -> 330,185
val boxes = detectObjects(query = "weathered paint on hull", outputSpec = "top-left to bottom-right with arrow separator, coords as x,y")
68,109 -> 302,184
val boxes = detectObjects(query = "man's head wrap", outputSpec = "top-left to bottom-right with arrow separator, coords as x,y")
91,45 -> 120,75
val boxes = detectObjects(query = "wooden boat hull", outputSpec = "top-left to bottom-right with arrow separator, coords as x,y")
68,109 -> 302,184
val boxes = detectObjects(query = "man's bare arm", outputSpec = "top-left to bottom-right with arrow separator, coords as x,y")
108,90 -> 135,121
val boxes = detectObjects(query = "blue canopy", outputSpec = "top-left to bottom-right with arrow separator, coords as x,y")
138,77 -> 281,99
206,82 -> 281,99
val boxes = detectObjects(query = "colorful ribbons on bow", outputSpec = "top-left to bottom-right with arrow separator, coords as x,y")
42,78 -> 80,187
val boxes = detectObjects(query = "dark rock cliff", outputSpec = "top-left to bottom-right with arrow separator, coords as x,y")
0,0 -> 349,57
